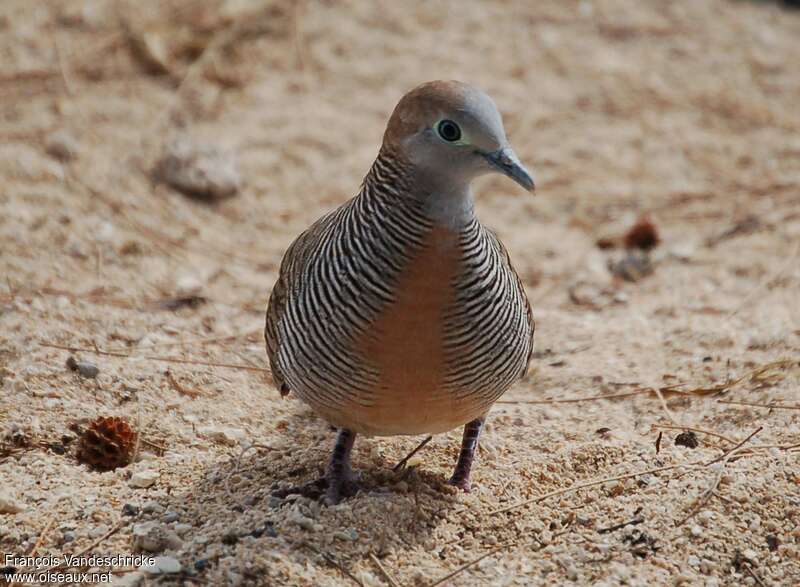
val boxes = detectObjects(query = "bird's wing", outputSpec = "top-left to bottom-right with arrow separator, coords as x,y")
485,228 -> 536,374
265,207 -> 343,396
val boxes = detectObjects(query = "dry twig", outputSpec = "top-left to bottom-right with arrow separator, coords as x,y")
426,541 -> 521,587
497,389 -> 649,404
393,436 -> 433,472
718,399 -> 800,411
703,427 -> 763,467
652,424 -> 739,446
675,427 -> 763,527
302,542 -> 364,587
40,522 -> 126,573
369,553 -> 401,587
28,516 -> 55,556
725,239 -> 800,319
487,462 -> 703,516
165,369 -> 203,398
40,342 -> 270,373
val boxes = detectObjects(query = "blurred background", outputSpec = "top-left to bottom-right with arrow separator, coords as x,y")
2,1 -> 799,585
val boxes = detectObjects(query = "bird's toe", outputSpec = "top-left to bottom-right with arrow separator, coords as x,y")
447,474 -> 472,493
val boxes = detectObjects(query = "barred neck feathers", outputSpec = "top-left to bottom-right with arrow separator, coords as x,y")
362,145 -> 476,230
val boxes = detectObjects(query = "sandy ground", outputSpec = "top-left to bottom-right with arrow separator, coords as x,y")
2,0 -> 800,585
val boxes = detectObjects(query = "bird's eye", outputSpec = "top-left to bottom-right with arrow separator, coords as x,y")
437,120 -> 461,142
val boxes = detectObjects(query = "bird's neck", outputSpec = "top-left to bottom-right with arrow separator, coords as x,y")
363,146 -> 476,230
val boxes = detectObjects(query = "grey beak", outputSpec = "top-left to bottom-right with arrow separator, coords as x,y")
484,147 -> 535,192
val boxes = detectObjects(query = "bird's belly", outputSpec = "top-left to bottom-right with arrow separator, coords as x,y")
323,226 -> 492,435
285,225 -> 527,436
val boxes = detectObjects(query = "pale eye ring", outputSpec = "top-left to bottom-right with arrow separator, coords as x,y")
436,119 -> 461,142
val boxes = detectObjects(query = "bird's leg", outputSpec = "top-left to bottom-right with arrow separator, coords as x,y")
448,417 -> 484,492
272,428 -> 359,505
324,427 -> 358,504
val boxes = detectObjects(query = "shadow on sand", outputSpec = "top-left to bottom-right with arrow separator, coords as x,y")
150,411 -> 462,584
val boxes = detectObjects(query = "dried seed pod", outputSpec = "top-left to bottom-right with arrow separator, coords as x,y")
77,416 -> 137,471
674,430 -> 699,449
624,216 -> 660,251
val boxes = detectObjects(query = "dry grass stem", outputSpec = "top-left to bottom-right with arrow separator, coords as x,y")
426,541 -> 523,587
165,369 -> 203,398
40,522 -> 126,573
718,399 -> 800,411
369,553 -> 402,587
301,542 -> 364,587
726,240 -> 800,320
675,427 -> 763,527
652,424 -> 739,445
40,342 -> 270,373
28,515 -> 55,557
486,462 -> 701,516
393,436 -> 433,472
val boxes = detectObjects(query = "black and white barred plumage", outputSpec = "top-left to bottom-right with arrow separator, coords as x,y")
265,148 -> 534,435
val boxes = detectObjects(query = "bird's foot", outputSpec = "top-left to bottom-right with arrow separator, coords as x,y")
323,470 -> 360,505
273,428 -> 359,505
447,472 -> 472,493
272,470 -> 359,505
272,477 -> 328,501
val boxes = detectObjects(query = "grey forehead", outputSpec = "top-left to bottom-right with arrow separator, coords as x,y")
452,88 -> 506,144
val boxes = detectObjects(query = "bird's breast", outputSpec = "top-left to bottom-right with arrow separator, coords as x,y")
347,225 -> 477,433
362,225 -> 458,395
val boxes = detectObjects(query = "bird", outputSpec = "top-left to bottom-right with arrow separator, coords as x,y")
265,80 -> 535,504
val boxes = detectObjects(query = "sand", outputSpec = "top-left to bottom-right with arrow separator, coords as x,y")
1,0 -> 799,585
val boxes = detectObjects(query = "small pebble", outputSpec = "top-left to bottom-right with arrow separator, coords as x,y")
557,556 -> 578,581
766,535 -> 780,551
250,522 -> 277,539
65,356 -> 99,378
45,130 -> 79,161
333,529 -> 357,542
114,571 -> 146,587
140,555 -> 182,575
130,470 -> 159,489
154,136 -> 241,201
122,503 -> 140,517
698,510 -> 714,523
690,525 -> 703,537
197,426 -> 246,447
288,509 -> 315,531
48,442 -> 66,455
742,549 -> 758,562
0,492 -> 26,514
609,251 -> 653,282
163,511 -> 179,523
222,532 -> 239,545
89,525 -> 109,538
133,523 -> 182,552
142,501 -> 165,514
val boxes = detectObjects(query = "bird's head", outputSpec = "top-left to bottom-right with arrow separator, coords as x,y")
382,80 -> 534,194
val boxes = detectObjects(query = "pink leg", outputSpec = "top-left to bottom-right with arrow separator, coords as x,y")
448,417 -> 484,492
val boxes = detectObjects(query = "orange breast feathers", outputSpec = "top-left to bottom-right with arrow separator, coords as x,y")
361,226 -> 460,405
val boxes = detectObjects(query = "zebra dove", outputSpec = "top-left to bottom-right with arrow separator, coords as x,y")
266,80 -> 535,504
